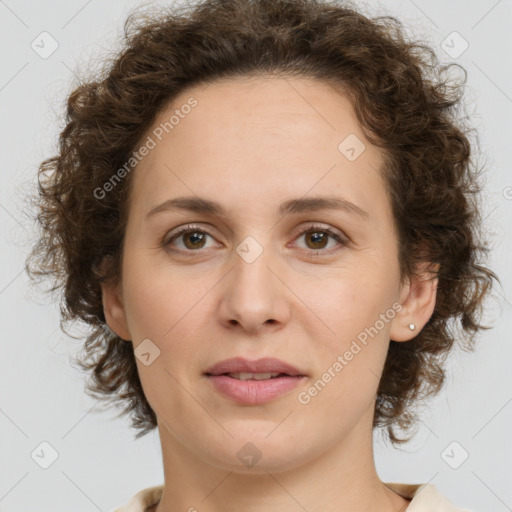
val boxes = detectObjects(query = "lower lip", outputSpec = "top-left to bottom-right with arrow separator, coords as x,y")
206,375 -> 305,404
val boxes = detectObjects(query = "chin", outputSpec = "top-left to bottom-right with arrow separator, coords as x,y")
202,437 -> 317,475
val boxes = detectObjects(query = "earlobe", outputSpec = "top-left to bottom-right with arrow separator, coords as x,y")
100,278 -> 131,341
390,263 -> 439,342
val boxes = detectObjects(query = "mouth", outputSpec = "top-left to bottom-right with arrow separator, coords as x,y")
203,357 -> 307,404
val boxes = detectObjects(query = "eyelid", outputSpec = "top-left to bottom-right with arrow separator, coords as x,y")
162,223 -> 216,248
291,222 -> 348,242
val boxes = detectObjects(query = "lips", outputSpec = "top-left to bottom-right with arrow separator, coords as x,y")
204,357 -> 306,377
204,357 -> 307,404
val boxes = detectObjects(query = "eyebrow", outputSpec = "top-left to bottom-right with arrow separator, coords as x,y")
145,195 -> 369,220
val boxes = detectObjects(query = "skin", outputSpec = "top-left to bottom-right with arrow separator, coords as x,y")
101,75 -> 438,512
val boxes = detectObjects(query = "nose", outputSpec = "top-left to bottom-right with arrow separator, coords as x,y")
218,237 -> 291,334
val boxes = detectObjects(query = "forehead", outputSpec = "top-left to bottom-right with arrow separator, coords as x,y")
128,75 -> 388,222
165,74 -> 361,144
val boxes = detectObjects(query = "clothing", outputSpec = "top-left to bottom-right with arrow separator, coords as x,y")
108,482 -> 474,511
385,483 -> 474,511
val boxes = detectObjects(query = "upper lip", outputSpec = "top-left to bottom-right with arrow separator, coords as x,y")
205,357 -> 306,376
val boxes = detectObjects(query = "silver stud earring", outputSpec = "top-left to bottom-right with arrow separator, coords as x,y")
408,323 -> 416,331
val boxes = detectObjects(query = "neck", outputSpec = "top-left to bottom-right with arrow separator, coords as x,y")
152,407 -> 410,512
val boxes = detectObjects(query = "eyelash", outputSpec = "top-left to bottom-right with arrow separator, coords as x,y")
162,223 -> 348,256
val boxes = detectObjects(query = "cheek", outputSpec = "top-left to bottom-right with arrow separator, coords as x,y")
298,263 -> 398,341
299,265 -> 397,406
122,254 -> 208,341
299,276 -> 393,416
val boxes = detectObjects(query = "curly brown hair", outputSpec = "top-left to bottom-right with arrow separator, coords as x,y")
26,0 -> 498,445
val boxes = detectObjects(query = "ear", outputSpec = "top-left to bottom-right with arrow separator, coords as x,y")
389,262 -> 439,342
100,276 -> 131,341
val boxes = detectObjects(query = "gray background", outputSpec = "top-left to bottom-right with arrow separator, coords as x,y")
1,0 -> 511,510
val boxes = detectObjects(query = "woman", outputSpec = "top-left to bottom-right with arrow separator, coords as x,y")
26,0 -> 497,510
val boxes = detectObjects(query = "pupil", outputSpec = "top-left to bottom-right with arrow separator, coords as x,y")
308,231 -> 326,249
186,232 -> 205,249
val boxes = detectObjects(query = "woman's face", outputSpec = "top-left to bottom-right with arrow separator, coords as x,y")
103,75 -> 419,472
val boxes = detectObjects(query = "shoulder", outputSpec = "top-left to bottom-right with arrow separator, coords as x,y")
385,482 -> 476,511
107,485 -> 163,512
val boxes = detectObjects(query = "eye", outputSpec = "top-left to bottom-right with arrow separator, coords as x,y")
162,223 -> 348,255
163,224 -> 216,252
292,224 -> 348,255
